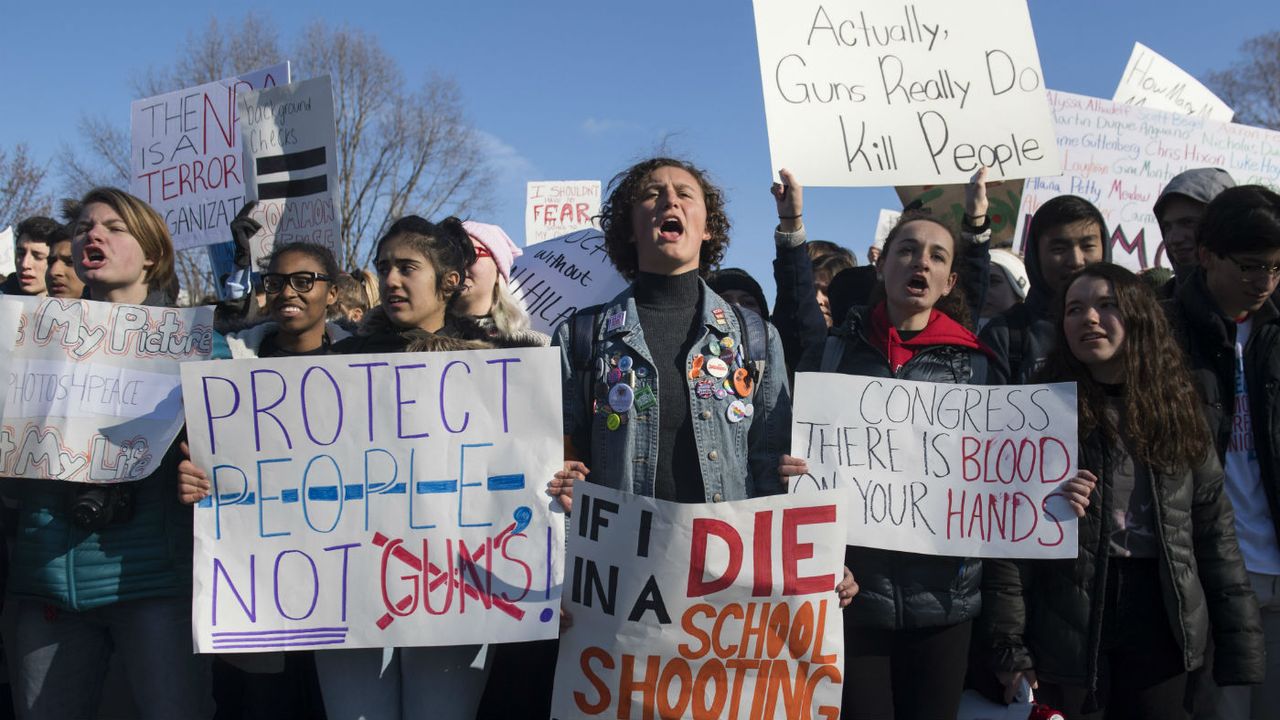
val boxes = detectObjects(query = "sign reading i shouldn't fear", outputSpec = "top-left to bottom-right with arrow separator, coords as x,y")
181,347 -> 565,652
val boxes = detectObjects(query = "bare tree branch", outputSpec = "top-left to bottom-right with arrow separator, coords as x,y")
0,143 -> 52,228
1208,31 -> 1280,130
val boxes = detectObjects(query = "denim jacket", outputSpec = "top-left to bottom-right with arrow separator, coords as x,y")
553,281 -> 790,502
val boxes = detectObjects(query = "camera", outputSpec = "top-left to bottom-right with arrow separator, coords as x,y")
71,484 -> 137,531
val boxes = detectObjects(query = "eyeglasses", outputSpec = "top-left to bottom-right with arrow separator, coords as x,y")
1225,255 -> 1280,280
262,271 -> 332,294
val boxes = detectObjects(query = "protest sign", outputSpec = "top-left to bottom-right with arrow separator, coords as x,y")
1113,42 -> 1234,122
2,297 -> 214,482
181,347 -> 565,652
1019,91 -> 1280,270
551,483 -> 845,720
526,181 -> 601,247
508,229 -> 628,336
130,63 -> 290,251
0,226 -> 14,277
873,209 -> 900,249
790,373 -> 1079,559
896,179 -> 1025,248
752,0 -> 1061,186
237,76 -> 342,263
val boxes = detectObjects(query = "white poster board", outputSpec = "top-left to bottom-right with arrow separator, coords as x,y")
1113,43 -> 1234,122
130,63 -> 291,251
551,483 -> 846,720
874,209 -> 901,247
791,373 -> 1080,559
2,297 -> 214,482
237,76 -> 342,263
752,0 -> 1061,186
181,347 -> 566,652
0,226 -> 14,278
1019,91 -> 1280,270
508,229 -> 628,336
526,181 -> 601,247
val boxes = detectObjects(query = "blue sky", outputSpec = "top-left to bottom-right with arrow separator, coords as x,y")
1,0 -> 1274,301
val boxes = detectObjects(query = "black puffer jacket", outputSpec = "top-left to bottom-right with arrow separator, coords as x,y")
981,428 -> 1264,689
798,305 -> 1003,629
1166,268 -> 1280,549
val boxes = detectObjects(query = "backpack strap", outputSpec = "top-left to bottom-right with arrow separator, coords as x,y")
570,304 -> 605,417
730,305 -> 768,398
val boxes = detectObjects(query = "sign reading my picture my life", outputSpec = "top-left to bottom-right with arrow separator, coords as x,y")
180,347 -> 566,652
752,0 -> 1062,186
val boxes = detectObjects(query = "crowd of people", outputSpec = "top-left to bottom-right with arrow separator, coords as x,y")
0,154 -> 1276,720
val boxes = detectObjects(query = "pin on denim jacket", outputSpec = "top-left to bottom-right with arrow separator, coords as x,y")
553,281 -> 790,502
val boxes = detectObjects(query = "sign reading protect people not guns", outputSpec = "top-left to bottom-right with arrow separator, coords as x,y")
130,63 -> 290,251
752,0 -> 1061,186
2,297 -> 215,482
551,483 -> 845,720
790,373 -> 1080,559
180,348 -> 566,652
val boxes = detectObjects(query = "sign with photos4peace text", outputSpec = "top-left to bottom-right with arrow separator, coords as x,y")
181,347 -> 565,652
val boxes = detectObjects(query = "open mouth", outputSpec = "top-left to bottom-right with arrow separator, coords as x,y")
1079,331 -> 1107,343
275,304 -> 304,318
659,217 -> 683,241
905,274 -> 929,296
81,246 -> 107,269
385,295 -> 408,308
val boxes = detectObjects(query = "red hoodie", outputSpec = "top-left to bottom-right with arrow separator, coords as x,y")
869,303 -> 993,373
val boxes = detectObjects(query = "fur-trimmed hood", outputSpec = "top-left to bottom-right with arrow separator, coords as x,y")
336,306 -> 494,354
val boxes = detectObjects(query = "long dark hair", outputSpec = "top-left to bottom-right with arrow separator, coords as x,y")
1040,262 -> 1208,473
870,211 -> 972,330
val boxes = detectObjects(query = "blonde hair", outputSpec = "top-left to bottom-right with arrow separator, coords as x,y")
488,275 -> 531,334
78,187 -> 175,295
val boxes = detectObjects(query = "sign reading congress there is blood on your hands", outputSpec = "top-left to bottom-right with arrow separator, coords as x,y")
130,63 -> 290,251
790,373 -> 1081,559
180,347 -> 566,651
752,0 -> 1062,186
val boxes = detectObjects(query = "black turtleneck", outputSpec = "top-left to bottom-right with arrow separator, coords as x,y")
634,270 -> 705,502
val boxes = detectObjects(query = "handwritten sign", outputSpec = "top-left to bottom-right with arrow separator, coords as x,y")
551,483 -> 845,720
752,0 -> 1061,186
526,181 -> 601,247
508,229 -> 628,336
1019,91 -> 1280,270
130,63 -> 290,251
2,297 -> 214,482
1113,43 -> 1234,122
896,179 -> 1025,247
237,76 -> 342,263
790,373 -> 1079,558
181,348 -> 565,652
0,226 -> 14,277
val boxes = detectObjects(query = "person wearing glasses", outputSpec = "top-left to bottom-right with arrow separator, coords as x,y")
1166,185 -> 1280,719
224,242 -> 349,359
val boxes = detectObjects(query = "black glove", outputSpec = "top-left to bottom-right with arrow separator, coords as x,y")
230,201 -> 261,269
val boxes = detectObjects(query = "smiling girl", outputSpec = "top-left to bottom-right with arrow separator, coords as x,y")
982,263 -> 1264,719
